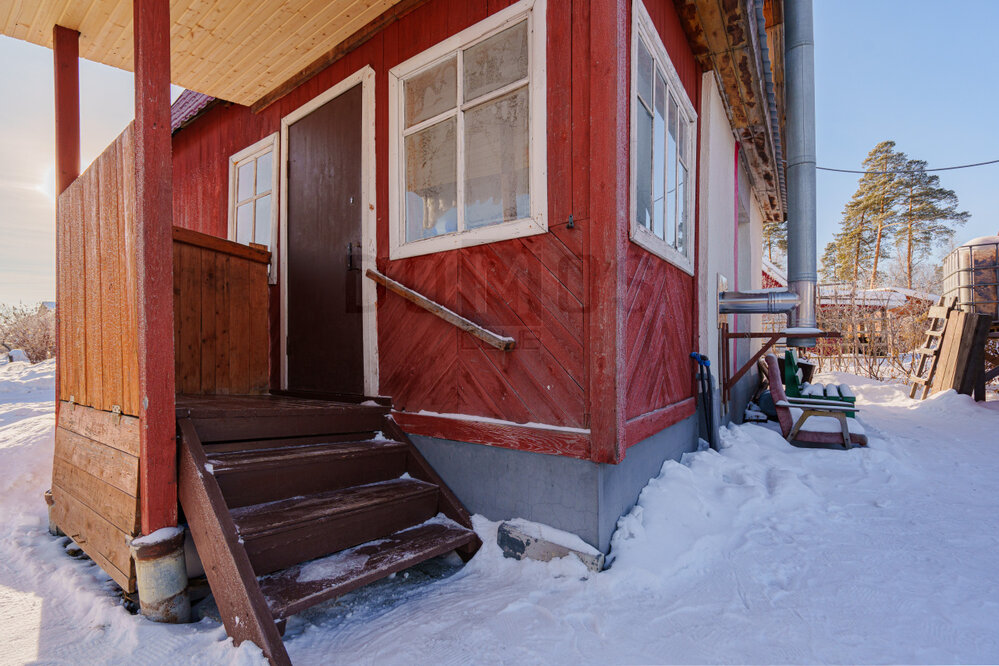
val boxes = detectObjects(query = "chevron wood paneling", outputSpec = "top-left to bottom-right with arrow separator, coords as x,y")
623,246 -> 696,423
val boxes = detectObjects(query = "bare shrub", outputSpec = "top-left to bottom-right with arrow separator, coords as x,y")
0,304 -> 56,363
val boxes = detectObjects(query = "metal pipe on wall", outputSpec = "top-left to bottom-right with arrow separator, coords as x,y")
719,289 -> 799,315
783,0 -> 818,347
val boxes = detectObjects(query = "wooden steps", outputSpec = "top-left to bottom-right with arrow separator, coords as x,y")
261,520 -> 478,620
177,394 -> 480,666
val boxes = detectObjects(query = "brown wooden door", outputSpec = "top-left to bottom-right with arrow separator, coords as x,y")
286,84 -> 364,394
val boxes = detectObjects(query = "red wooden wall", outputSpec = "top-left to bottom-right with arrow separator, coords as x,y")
171,0 -> 702,463
621,0 -> 701,449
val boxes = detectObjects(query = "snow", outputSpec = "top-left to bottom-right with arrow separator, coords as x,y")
411,409 -> 590,434
786,406 -> 866,435
2,361 -> 999,663
131,527 -> 185,548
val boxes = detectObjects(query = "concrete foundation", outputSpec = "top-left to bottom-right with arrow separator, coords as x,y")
410,414 -> 697,553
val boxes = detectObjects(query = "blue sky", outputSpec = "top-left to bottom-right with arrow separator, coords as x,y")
1,1 -> 998,303
813,0 -> 999,263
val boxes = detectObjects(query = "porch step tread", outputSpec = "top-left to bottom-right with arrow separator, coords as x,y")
914,347 -> 939,356
232,478 -> 438,539
260,520 -> 477,620
208,438 -> 406,472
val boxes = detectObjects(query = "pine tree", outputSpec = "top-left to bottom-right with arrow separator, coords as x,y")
894,159 -> 969,288
763,217 -> 787,263
861,141 -> 908,288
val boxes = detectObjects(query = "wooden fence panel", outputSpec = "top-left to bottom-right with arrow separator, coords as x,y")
56,124 -> 139,416
172,227 -> 270,395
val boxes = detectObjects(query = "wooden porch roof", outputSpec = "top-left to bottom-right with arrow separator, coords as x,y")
0,0 -> 410,106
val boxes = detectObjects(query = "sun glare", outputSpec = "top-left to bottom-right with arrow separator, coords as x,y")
35,166 -> 55,203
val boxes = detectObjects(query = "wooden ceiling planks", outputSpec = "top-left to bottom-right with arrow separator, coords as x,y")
0,0 -> 402,106
674,0 -> 786,223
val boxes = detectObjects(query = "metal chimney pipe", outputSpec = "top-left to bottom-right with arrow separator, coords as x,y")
784,0 -> 818,347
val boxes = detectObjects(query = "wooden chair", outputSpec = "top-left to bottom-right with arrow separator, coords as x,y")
766,354 -> 867,449
784,349 -> 857,417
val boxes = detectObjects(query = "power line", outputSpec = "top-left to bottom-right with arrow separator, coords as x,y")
816,158 -> 999,175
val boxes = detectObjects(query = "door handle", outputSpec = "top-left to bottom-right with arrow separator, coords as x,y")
346,241 -> 360,271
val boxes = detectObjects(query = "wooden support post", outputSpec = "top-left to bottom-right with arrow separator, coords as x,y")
53,25 -> 80,424
53,26 -> 80,194
586,0 -> 629,464
133,0 -> 177,534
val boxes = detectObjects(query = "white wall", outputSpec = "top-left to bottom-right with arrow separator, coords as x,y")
696,72 -> 737,367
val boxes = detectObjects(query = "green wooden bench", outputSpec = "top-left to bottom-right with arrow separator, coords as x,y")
784,350 -> 857,417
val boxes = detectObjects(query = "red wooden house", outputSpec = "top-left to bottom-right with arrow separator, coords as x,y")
2,0 -> 791,662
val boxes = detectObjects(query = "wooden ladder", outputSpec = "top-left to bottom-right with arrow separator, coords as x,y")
177,397 -> 479,665
908,296 -> 957,399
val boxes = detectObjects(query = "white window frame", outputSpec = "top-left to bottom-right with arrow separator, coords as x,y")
629,0 -> 697,275
388,0 -> 547,260
228,132 -> 279,283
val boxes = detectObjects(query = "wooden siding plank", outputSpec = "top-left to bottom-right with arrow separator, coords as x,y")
70,180 -> 87,407
50,483 -> 135,591
247,257 -> 269,393
215,252 -> 232,394
83,163 -> 103,411
99,144 -> 124,411
120,125 -> 141,417
58,401 -> 141,457
177,243 -> 199,393
54,426 -> 139,497
200,246 -> 218,393
52,454 -> 140,535
228,256 -> 251,394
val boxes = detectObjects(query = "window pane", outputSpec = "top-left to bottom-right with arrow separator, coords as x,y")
463,21 -> 528,102
237,162 -> 254,202
254,194 -> 272,247
678,113 -> 689,163
255,151 -> 273,194
636,38 -> 653,107
652,71 -> 667,240
405,118 -> 458,242
636,103 -> 653,231
676,162 -> 687,254
666,93 -> 678,248
236,203 -> 252,244
405,56 -> 457,128
464,86 -> 530,228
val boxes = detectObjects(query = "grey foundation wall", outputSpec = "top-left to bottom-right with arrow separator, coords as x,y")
409,414 -> 697,554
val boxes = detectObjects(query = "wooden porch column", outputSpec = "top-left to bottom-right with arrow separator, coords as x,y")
52,25 -> 80,422
586,0 -> 629,464
53,26 -> 80,194
133,0 -> 177,533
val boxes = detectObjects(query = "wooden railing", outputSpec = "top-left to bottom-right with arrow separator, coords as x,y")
365,269 -> 516,351
173,227 -> 271,395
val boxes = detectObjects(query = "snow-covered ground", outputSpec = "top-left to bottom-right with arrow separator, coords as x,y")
1,360 -> 998,665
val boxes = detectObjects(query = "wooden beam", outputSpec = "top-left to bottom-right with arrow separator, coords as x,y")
53,24 -> 80,426
133,0 -> 177,534
586,0 -> 629,464
53,25 -> 80,195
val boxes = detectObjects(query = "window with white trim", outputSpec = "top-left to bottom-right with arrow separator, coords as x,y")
389,0 -> 547,259
229,134 -> 279,281
630,1 -> 697,273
